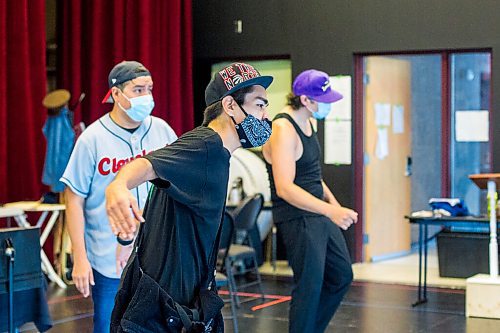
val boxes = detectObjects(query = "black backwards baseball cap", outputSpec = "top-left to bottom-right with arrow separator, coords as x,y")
101,61 -> 151,103
205,62 -> 274,106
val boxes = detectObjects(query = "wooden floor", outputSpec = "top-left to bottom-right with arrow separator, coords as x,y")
260,245 -> 468,289
17,276 -> 500,333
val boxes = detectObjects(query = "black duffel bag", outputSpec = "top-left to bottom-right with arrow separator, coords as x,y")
110,211 -> 226,333
111,255 -> 223,333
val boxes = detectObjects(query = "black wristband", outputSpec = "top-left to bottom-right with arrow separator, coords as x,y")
116,235 -> 134,246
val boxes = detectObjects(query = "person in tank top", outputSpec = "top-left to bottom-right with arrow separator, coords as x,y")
262,69 -> 358,333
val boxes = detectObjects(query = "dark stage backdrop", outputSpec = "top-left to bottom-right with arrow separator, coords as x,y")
0,0 -> 48,203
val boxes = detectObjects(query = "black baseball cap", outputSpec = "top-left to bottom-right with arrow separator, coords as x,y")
205,62 -> 273,106
101,61 -> 151,103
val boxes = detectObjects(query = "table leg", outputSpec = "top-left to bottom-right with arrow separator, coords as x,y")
271,225 -> 277,272
36,211 -> 49,228
423,223 -> 428,300
40,250 -> 67,289
40,211 -> 59,246
412,222 -> 427,306
13,215 -> 30,228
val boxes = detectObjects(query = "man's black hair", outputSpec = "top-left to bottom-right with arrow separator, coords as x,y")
202,86 -> 255,126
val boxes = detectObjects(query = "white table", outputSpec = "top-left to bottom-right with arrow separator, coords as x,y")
2,201 -> 67,289
0,207 -> 25,219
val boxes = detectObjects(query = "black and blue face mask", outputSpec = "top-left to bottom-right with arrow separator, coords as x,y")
231,105 -> 272,148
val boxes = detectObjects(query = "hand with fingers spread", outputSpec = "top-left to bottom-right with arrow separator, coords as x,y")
105,180 -> 144,239
72,255 -> 94,298
327,205 -> 358,230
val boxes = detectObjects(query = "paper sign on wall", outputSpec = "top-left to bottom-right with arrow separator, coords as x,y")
392,105 -> 404,134
374,103 -> 391,126
455,111 -> 489,142
375,127 -> 389,159
324,120 -> 351,165
327,76 -> 352,120
324,75 -> 352,165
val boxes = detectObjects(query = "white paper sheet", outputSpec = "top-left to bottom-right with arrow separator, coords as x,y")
324,120 -> 351,165
392,105 -> 404,134
375,127 -> 389,160
455,111 -> 489,142
327,76 -> 351,120
374,103 -> 391,126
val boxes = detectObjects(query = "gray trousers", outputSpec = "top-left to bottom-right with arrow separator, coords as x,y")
278,215 -> 353,333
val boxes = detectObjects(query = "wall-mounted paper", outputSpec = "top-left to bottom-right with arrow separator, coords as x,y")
324,120 -> 351,165
455,111 -> 489,142
374,103 -> 391,126
327,76 -> 351,120
375,127 -> 389,159
392,105 -> 404,134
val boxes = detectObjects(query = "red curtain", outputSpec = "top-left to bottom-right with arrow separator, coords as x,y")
58,0 -> 194,135
0,0 -> 47,203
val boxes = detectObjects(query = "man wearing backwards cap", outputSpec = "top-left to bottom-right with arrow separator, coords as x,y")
61,61 -> 177,333
105,62 -> 273,332
263,69 -> 357,333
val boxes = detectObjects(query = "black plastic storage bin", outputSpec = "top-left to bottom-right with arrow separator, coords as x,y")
436,230 -> 500,278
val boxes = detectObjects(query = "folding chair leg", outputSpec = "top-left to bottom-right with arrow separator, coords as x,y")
231,305 -> 239,333
227,275 -> 239,333
253,255 -> 265,300
225,259 -> 241,307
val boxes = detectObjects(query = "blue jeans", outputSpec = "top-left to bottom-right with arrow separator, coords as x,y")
91,269 -> 120,333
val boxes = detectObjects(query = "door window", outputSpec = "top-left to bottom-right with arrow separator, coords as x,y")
450,52 -> 491,215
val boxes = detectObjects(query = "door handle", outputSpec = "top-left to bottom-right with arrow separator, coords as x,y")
405,156 -> 412,176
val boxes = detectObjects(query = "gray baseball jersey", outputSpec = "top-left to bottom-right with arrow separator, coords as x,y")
61,113 -> 177,278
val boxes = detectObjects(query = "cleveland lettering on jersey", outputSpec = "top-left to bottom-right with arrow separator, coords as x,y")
98,149 -> 150,175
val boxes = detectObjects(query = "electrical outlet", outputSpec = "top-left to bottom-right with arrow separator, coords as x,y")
234,20 -> 242,34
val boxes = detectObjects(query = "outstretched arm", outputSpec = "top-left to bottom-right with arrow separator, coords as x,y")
105,158 -> 157,239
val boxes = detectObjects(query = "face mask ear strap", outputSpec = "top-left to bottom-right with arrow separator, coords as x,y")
235,101 -> 249,117
229,100 -> 249,126
119,89 -> 131,103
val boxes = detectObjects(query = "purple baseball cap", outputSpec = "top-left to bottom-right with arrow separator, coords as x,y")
292,69 -> 343,103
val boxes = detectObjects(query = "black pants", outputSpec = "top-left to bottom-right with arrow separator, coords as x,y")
278,215 -> 353,333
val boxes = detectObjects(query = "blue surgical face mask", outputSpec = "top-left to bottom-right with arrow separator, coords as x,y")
312,102 -> 332,120
231,105 -> 272,148
118,92 -> 155,122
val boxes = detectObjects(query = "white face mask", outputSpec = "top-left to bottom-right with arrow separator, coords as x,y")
118,92 -> 155,122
